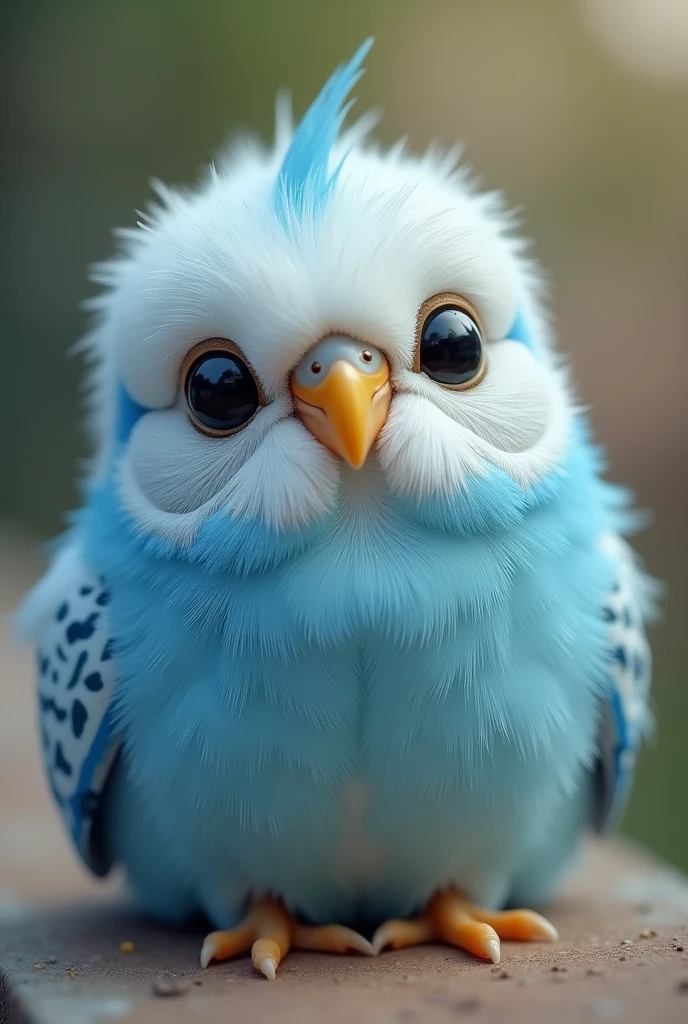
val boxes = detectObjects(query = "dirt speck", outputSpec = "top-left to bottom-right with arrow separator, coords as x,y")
620,939 -> 634,946
587,967 -> 605,977
638,929 -> 657,939
119,940 -> 135,954
676,979 -> 688,994
152,977 -> 190,998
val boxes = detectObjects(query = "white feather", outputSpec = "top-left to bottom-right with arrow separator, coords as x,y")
119,414 -> 341,540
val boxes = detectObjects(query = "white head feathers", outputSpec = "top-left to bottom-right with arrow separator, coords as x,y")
79,40 -> 571,542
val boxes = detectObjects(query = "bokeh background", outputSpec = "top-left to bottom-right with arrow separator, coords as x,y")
1,0 -> 686,885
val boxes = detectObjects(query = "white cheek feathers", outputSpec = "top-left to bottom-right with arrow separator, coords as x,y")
118,338 -> 571,541
117,408 -> 341,543
127,399 -> 291,515
379,342 -> 571,499
378,396 -> 489,499
223,415 -> 341,529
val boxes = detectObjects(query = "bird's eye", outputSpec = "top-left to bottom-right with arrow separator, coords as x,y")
417,295 -> 486,390
182,340 -> 263,436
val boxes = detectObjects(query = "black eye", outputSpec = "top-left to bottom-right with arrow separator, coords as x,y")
185,350 -> 260,434
419,304 -> 485,387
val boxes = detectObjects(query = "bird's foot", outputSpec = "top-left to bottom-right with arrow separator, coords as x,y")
200,898 -> 374,979
372,887 -> 558,965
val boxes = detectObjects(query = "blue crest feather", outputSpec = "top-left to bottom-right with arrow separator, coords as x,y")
273,38 -> 373,228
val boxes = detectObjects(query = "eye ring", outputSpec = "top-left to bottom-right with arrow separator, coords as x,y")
180,338 -> 266,438
414,292 -> 487,391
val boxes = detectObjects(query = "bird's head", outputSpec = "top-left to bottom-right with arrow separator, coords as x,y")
85,40 -> 572,563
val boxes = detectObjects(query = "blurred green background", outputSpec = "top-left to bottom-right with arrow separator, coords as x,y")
1,1 -> 686,869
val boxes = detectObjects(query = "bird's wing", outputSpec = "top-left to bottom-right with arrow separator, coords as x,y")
20,539 -> 120,875
593,532 -> 654,833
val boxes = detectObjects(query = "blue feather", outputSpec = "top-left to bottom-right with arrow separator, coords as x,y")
273,37 -> 373,229
506,309 -> 531,346
116,382 -> 148,447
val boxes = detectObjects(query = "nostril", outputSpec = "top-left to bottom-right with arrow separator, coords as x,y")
311,361 -> 322,374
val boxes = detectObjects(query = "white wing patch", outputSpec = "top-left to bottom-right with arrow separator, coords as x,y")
34,559 -> 119,874
595,533 -> 653,832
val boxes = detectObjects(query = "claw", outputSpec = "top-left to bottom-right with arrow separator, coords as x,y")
529,914 -> 558,942
484,937 -> 501,964
292,921 -> 376,956
477,907 -> 559,943
342,930 -> 376,957
251,936 -> 286,979
373,889 -> 557,966
200,938 -> 217,970
201,898 -> 374,978
326,927 -> 375,957
200,891 -> 558,977
200,922 -> 255,969
371,922 -> 394,955
371,917 -> 435,954
371,924 -> 392,956
259,955 -> 277,981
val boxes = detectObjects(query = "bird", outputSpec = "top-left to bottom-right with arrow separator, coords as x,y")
20,38 -> 655,980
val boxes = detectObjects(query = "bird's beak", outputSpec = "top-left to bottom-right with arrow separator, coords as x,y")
290,338 -> 391,470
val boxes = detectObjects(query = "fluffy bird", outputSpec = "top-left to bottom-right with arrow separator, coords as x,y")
21,40 -> 654,979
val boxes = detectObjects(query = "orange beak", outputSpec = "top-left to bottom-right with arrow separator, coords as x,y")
290,340 -> 391,469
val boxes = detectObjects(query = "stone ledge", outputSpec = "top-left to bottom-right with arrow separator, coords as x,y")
1,840 -> 688,1024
